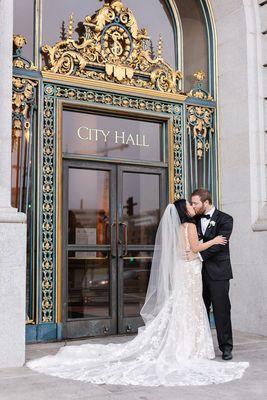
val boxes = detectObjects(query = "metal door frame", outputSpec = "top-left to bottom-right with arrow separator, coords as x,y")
62,159 -> 168,338
116,164 -> 167,334
62,159 -> 117,339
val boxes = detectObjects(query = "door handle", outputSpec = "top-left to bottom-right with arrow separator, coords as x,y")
110,221 -> 117,257
120,222 -> 128,257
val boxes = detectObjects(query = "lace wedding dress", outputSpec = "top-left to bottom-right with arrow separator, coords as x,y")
27,205 -> 249,386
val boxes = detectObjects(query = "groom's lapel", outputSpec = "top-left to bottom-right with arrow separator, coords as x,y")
204,208 -> 220,240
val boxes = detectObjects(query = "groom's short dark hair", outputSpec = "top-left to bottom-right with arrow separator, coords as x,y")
191,188 -> 212,204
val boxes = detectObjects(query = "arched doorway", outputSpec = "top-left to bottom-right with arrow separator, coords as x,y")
12,0 -> 218,341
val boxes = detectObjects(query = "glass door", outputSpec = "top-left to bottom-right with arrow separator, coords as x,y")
62,160 -> 117,338
62,160 -> 167,338
117,165 -> 167,334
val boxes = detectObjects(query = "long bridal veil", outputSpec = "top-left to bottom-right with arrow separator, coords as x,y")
27,204 -> 249,386
140,203 -> 185,325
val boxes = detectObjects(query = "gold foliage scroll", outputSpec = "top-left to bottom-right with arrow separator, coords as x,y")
12,77 -> 37,150
42,0 -> 182,93
187,105 -> 214,160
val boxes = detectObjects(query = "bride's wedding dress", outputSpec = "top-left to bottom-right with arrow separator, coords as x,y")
27,205 -> 249,386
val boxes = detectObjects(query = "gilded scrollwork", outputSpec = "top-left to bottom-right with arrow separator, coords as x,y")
187,70 -> 213,101
41,92 -> 56,323
13,35 -> 37,71
42,0 -> 182,93
186,105 -> 214,160
12,77 -> 37,150
173,107 -> 183,200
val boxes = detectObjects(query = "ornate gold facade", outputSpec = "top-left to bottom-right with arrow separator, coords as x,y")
42,0 -> 182,93
12,77 -> 37,150
13,35 -> 37,71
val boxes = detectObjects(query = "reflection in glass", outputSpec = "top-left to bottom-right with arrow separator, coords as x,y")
123,172 -> 160,245
123,251 -> 152,317
176,0 -> 209,92
13,0 -> 34,62
68,168 -> 110,245
68,252 -> 110,318
62,110 -> 163,162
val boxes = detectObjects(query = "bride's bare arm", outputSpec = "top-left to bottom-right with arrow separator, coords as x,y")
187,223 -> 227,253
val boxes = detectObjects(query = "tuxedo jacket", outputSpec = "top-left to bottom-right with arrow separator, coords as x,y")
198,209 -> 233,281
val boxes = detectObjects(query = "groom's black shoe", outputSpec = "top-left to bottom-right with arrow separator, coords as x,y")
222,349 -> 233,360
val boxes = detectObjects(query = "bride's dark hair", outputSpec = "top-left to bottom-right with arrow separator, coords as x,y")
173,199 -> 196,224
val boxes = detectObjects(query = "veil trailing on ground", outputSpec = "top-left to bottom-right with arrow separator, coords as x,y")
26,203 -> 249,387
140,203 -> 185,325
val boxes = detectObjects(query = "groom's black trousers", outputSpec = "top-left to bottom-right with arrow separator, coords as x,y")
202,268 -> 233,352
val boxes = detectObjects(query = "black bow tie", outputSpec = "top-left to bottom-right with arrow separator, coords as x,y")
200,214 -> 211,220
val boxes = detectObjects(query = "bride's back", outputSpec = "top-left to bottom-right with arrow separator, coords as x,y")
180,222 -> 199,261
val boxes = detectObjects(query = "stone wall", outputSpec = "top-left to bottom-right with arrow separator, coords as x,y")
210,0 -> 267,335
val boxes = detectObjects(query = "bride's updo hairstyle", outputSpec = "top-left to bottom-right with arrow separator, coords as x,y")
173,199 -> 196,224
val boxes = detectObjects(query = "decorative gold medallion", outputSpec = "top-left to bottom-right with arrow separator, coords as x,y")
42,0 -> 182,93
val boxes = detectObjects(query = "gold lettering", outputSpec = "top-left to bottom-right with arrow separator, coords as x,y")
77,126 -> 150,149
98,129 -> 105,141
102,130 -> 110,142
142,135 -> 149,147
125,134 -> 135,146
136,134 -> 142,147
77,126 -> 89,140
115,130 -> 125,144
90,128 -> 98,141
95,129 -> 103,141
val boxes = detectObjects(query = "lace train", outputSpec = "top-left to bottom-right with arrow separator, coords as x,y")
27,260 -> 249,386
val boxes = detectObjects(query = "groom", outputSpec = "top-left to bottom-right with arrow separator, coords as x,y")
191,188 -> 233,360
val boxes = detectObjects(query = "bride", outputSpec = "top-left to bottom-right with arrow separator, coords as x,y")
27,200 -> 249,386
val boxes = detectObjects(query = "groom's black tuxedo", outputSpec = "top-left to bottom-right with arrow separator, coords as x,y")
198,209 -> 233,280
197,208 -> 233,353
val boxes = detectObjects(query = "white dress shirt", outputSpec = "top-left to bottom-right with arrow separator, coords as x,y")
198,206 -> 216,262
201,206 -> 216,235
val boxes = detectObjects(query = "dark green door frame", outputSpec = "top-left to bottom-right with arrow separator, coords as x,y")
62,159 -> 167,339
